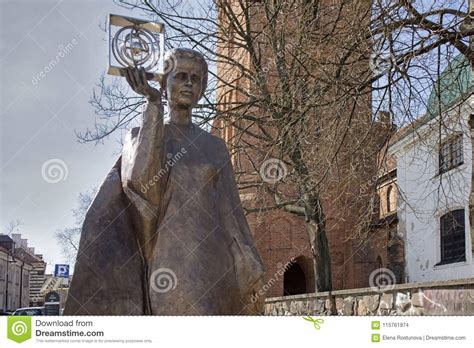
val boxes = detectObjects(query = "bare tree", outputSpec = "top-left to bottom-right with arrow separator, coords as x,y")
3,219 -> 24,236
79,0 -> 473,293
55,189 -> 97,264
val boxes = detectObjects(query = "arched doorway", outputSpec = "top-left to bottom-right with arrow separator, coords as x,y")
283,262 -> 306,295
283,256 -> 315,296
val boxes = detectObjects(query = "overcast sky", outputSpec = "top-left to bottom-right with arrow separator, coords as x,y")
0,0 -> 140,272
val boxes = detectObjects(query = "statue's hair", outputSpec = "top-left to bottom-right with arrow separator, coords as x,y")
163,48 -> 208,97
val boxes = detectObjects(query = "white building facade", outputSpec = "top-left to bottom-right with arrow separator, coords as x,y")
389,94 -> 474,283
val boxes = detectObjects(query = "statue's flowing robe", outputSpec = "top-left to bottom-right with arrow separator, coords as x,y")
65,123 -> 265,315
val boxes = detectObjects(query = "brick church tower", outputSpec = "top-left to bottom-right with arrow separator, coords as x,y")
213,0 -> 390,297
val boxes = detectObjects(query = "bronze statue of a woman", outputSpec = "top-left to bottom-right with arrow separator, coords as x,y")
65,48 -> 265,315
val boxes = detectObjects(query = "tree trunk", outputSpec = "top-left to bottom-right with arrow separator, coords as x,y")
302,191 -> 332,293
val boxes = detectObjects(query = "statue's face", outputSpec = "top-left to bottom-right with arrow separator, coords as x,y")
165,58 -> 204,108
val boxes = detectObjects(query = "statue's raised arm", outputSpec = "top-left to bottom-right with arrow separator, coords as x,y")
121,67 -> 165,262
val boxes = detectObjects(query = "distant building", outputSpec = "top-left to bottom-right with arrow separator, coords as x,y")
0,235 -> 33,311
377,55 -> 474,283
0,234 -> 47,311
13,246 -> 46,306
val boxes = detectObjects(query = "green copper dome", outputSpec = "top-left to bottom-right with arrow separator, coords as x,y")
426,54 -> 473,116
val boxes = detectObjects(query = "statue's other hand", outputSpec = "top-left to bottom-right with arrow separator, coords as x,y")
124,67 -> 162,104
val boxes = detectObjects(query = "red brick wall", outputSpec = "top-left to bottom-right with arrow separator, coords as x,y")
248,210 -> 314,297
213,0 -> 395,296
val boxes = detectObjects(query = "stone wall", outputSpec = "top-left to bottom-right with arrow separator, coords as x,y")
264,278 -> 474,316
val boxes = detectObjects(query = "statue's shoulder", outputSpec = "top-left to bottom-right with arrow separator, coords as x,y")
127,125 -> 228,154
194,125 -> 225,142
195,127 -> 229,151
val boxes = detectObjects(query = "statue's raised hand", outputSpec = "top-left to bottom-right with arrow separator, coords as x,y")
124,67 -> 162,104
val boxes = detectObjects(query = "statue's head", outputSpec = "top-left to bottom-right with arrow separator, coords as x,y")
162,48 -> 208,108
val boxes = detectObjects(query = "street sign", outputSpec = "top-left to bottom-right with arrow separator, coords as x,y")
44,291 -> 60,316
54,264 -> 69,278
45,291 -> 60,303
44,303 -> 60,316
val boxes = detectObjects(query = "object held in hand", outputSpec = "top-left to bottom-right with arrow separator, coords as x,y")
108,14 -> 165,82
